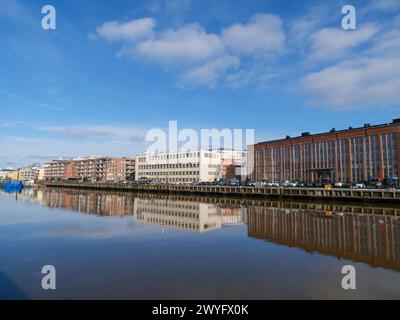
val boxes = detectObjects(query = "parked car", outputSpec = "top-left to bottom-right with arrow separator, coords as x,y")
266,182 -> 280,187
353,183 -> 366,189
280,180 -> 290,187
312,182 -> 324,188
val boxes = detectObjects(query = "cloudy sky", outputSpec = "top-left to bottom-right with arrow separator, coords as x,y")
1,0 -> 400,168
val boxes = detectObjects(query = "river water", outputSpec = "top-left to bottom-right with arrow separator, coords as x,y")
0,188 -> 399,299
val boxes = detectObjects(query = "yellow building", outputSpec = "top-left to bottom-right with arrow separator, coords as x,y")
0,169 -> 20,180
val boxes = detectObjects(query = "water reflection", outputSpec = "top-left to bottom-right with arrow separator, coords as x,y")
248,207 -> 400,271
6,188 -> 400,272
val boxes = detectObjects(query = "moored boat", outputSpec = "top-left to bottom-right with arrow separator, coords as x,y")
3,180 -> 23,193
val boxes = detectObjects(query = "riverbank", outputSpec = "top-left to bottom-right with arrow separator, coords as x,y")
45,182 -> 400,203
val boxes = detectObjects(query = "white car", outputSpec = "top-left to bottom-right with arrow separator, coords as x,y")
266,182 -> 280,187
280,180 -> 290,187
355,183 -> 366,189
334,182 -> 344,188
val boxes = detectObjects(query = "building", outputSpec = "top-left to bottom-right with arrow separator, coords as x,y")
43,160 -> 71,180
135,150 -> 222,183
19,166 -> 40,182
37,166 -> 46,181
43,156 -> 136,182
106,157 -> 136,181
252,119 -> 400,183
0,169 -> 20,181
73,156 -> 109,182
217,149 -> 246,179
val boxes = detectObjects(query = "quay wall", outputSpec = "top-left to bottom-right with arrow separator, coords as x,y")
44,182 -> 400,203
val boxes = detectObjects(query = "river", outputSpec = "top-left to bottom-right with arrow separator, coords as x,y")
0,188 -> 399,299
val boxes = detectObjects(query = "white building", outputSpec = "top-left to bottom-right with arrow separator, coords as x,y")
19,166 -> 40,182
37,166 -> 46,181
135,150 -> 222,183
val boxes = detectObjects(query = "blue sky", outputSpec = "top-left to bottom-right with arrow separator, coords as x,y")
0,0 -> 400,168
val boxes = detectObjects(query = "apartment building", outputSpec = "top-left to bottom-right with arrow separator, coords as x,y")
135,150 -> 222,183
19,166 -> 40,182
43,156 -> 136,182
43,160 -> 70,180
106,157 -> 136,181
73,156 -> 109,182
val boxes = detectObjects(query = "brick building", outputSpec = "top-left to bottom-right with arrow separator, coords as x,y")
252,119 -> 400,183
106,157 -> 136,181
43,156 -> 136,182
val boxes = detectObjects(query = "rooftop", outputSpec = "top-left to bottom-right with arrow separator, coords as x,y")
256,118 -> 400,145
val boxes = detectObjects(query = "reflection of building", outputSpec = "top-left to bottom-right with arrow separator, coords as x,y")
252,119 -> 400,183
134,198 -> 222,232
133,196 -> 246,232
220,206 -> 246,225
40,189 -> 136,216
248,206 -> 400,271
135,150 -> 222,183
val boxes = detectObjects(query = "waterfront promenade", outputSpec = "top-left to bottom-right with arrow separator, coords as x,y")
45,182 -> 400,203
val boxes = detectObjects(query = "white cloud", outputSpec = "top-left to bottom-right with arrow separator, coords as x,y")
364,0 -> 400,12
96,13 -> 285,88
0,124 -> 152,168
221,14 -> 285,55
96,18 -> 156,41
180,55 -> 240,87
307,24 -> 379,63
366,29 -> 400,57
39,125 -> 147,141
300,57 -> 400,109
133,23 -> 224,65
225,64 -> 281,90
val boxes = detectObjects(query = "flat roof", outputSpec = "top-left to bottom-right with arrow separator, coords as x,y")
256,119 -> 400,146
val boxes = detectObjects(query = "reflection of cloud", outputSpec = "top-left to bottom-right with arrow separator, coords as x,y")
46,224 -> 110,237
